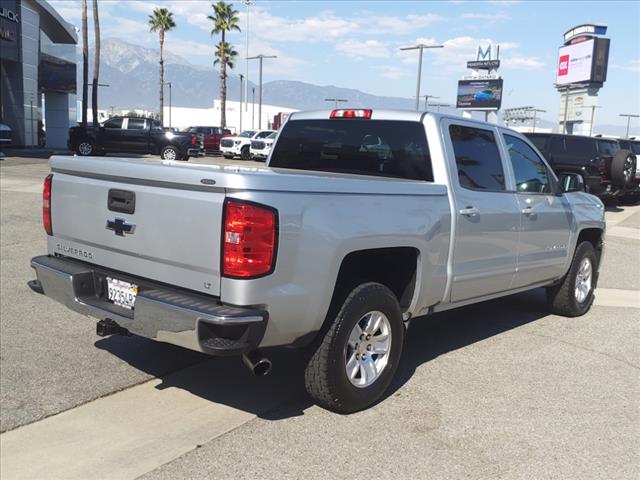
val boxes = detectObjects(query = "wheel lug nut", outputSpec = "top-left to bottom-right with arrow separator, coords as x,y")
367,345 -> 371,351
366,334 -> 371,340
360,333 -> 365,340
355,353 -> 360,359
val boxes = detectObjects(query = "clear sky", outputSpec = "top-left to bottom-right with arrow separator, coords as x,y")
50,0 -> 640,130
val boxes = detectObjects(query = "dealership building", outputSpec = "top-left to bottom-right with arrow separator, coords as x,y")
1,0 -> 77,148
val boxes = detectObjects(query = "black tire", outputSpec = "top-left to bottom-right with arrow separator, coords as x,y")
304,282 -> 405,414
160,145 -> 180,161
182,155 -> 190,162
76,140 -> 94,156
546,241 -> 598,317
241,146 -> 251,160
611,149 -> 637,187
223,154 -> 234,159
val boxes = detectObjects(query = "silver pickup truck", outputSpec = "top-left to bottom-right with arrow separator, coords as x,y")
29,109 -> 605,413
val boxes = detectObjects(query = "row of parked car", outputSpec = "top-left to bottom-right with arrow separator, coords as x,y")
525,133 -> 639,204
63,116 -> 638,203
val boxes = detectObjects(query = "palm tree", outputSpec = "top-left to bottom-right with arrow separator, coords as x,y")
148,8 -> 176,126
81,0 -> 88,126
208,1 -> 240,128
91,0 -> 100,126
214,41 -> 238,76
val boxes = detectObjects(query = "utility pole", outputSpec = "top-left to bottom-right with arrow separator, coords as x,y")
325,98 -> 348,109
239,74 -> 244,132
247,54 -> 277,129
423,94 -> 439,110
399,43 -> 444,111
619,113 -> 639,138
562,86 -> 570,134
243,0 -> 254,113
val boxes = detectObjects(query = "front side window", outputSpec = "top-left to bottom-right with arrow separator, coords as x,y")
504,134 -> 551,194
103,118 -> 123,129
238,130 -> 256,138
256,131 -> 274,139
449,125 -> 505,191
127,118 -> 146,130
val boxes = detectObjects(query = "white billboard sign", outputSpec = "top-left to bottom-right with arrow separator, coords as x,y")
556,39 -> 595,85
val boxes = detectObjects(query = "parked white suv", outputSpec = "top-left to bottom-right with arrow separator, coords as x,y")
250,132 -> 277,161
220,130 -> 275,160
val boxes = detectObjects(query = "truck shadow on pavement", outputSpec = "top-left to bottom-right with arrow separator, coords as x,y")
95,288 -> 552,419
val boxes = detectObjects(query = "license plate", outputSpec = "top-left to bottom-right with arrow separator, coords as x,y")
106,277 -> 138,310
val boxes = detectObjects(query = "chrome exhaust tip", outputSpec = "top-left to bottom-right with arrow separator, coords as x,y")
242,350 -> 272,376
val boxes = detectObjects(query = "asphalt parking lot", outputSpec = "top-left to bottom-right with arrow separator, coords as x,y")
1,154 -> 638,479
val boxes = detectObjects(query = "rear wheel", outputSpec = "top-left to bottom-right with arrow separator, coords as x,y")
546,241 -> 598,317
304,282 -> 405,413
76,140 -> 94,156
161,145 -> 180,161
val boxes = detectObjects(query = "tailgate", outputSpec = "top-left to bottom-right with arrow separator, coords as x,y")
48,157 -> 224,296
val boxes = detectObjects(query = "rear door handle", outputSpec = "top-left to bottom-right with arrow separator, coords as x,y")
459,206 -> 479,216
522,206 -> 534,215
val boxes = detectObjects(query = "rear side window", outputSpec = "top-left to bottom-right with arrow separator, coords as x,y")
527,135 -> 548,152
597,140 -> 619,156
127,118 -> 146,130
449,125 -> 505,191
564,136 -> 596,156
270,119 -> 433,181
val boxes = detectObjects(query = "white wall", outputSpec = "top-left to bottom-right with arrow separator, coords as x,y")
163,100 -> 296,132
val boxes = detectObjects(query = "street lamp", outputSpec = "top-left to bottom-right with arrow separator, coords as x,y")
399,43 -> 444,111
247,54 -> 277,129
239,74 -> 244,132
423,94 -> 439,110
619,113 -> 639,138
243,0 -> 254,113
163,82 -> 172,128
325,98 -> 348,109
581,105 -> 602,136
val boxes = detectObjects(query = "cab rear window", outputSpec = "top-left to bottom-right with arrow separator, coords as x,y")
269,119 -> 433,181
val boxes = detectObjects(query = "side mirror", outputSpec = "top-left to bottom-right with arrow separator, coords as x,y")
559,173 -> 585,193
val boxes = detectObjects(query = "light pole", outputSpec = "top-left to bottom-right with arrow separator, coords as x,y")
247,54 -> 277,129
163,82 -> 172,128
325,98 -> 348,109
620,113 -> 639,138
399,43 -> 444,111
582,105 -> 602,136
239,74 -> 244,132
530,108 -> 546,133
423,94 -> 439,110
243,0 -> 254,113
86,83 -> 110,124
252,86 -> 255,129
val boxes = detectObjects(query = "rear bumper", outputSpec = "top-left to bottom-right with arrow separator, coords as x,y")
186,147 -> 205,157
29,255 -> 268,356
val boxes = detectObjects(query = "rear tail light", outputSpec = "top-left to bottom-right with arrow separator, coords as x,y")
191,133 -> 197,145
43,174 -> 53,235
330,109 -> 372,119
222,199 -> 278,278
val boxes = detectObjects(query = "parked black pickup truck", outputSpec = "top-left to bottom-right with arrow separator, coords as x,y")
69,117 -> 204,160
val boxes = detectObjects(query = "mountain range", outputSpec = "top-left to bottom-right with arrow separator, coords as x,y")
86,38 -> 420,112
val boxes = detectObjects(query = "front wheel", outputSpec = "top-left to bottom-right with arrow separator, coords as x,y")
546,241 -> 598,317
304,282 -> 405,413
160,145 -> 180,161
241,146 -> 251,160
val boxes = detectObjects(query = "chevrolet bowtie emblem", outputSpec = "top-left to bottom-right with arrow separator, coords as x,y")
106,218 -> 136,236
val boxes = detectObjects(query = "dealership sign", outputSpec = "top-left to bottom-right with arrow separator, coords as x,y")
467,60 -> 500,70
563,24 -> 607,43
0,8 -> 19,23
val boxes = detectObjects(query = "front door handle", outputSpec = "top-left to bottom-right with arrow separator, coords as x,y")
459,206 -> 479,216
522,206 -> 534,215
